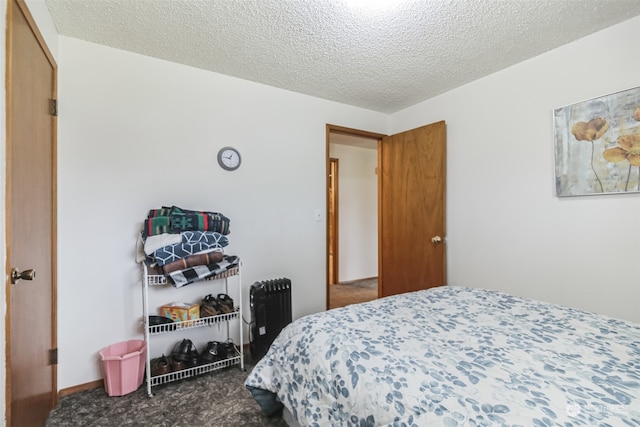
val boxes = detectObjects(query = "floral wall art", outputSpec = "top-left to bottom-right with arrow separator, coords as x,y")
554,86 -> 640,197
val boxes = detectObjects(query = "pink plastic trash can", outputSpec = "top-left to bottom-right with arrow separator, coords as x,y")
99,339 -> 147,396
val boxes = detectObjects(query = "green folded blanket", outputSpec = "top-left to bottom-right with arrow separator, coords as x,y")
143,206 -> 231,237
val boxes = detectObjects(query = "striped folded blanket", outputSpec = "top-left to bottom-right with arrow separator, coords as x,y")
143,206 -> 230,237
143,216 -> 171,237
168,255 -> 240,288
170,212 -> 230,235
147,207 -> 173,218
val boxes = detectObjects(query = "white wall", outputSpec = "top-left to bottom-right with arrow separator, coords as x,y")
391,15 -> 640,324
25,0 -> 58,58
56,36 -> 389,389
329,143 -> 378,282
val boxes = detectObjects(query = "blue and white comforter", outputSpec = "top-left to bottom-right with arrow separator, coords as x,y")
245,286 -> 640,427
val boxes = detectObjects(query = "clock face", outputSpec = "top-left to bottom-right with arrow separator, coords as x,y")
217,147 -> 241,171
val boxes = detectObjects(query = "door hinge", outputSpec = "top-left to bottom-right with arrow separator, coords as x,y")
50,99 -> 58,116
49,348 -> 58,365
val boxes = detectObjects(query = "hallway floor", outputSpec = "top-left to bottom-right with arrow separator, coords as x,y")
329,278 -> 377,309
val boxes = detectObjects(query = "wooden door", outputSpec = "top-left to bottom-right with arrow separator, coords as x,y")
379,121 -> 446,297
6,1 -> 58,425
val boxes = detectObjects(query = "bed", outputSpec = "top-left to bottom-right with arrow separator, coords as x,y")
244,286 -> 640,426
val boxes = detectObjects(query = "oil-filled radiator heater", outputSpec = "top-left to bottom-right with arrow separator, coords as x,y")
249,278 -> 292,361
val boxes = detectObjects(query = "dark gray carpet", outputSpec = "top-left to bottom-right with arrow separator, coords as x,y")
46,359 -> 286,427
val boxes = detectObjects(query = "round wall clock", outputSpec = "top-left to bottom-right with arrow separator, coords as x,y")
217,146 -> 241,171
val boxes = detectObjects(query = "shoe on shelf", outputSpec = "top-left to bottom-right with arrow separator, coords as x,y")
169,356 -> 185,372
150,354 -> 170,376
200,341 -> 226,364
149,315 -> 173,325
171,338 -> 199,367
222,339 -> 237,359
217,294 -> 234,313
200,294 -> 222,317
148,315 -> 176,331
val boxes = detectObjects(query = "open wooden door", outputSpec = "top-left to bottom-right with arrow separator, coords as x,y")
6,1 -> 58,425
379,121 -> 446,297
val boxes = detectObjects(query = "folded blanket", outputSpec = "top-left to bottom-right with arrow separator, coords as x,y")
170,212 -> 230,235
152,231 -> 229,266
147,207 -> 173,218
143,233 -> 182,255
143,216 -> 171,238
143,206 -> 231,237
162,250 -> 224,275
168,255 -> 240,288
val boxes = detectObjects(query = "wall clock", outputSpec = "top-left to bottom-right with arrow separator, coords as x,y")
217,146 -> 241,171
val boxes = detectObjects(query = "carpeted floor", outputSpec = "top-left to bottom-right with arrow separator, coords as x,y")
46,357 -> 286,427
329,277 -> 378,309
47,280 -> 378,426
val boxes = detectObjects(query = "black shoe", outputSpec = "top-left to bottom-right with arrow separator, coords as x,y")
148,315 -> 176,331
222,339 -> 236,359
171,339 -> 199,367
200,341 -> 226,364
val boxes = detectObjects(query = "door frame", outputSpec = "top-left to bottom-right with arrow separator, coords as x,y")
328,157 -> 339,285
5,0 -> 59,422
325,124 -> 385,310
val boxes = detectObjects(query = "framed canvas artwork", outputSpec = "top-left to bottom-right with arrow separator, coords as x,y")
554,86 -> 640,197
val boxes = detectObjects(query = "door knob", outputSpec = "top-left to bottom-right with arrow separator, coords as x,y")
431,236 -> 442,245
11,268 -> 36,284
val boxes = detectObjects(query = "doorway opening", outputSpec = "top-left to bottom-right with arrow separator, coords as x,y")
326,121 -> 447,309
326,125 -> 384,310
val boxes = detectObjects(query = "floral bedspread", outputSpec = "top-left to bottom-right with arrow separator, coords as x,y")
244,286 -> 640,427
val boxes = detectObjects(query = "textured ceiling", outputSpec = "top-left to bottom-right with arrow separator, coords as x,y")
45,0 -> 640,113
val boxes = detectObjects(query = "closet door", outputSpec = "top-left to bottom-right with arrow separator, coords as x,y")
7,1 -> 58,425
